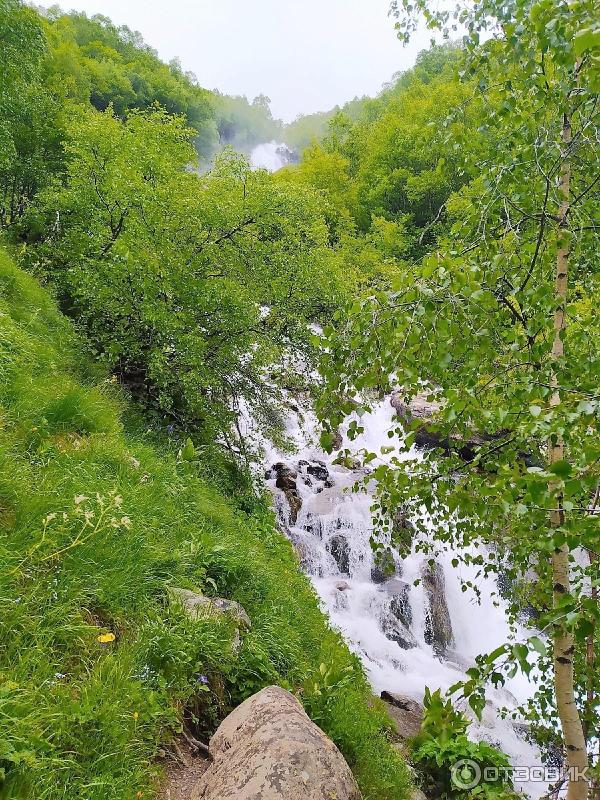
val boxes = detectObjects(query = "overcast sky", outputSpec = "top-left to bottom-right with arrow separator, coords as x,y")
40,0 -> 431,121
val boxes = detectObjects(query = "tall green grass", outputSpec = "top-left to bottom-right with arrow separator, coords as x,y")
0,248 -> 411,799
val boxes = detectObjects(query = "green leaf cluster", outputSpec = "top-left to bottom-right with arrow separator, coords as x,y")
411,689 -> 515,799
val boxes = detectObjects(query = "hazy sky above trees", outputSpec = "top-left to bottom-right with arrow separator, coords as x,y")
41,0 -> 430,121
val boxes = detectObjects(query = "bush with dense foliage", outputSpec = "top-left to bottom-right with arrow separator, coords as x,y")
22,104 -> 347,445
410,689 -> 516,800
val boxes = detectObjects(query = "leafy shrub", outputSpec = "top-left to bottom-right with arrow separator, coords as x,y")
25,108 -> 348,448
411,689 -> 516,800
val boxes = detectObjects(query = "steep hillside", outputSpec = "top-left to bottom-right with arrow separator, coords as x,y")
0,247 -> 410,799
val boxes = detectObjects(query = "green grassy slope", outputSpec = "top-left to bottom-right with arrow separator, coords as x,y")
0,248 -> 410,800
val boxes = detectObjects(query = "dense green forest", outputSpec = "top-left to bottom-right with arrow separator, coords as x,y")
0,0 -> 599,798
0,2 -> 281,182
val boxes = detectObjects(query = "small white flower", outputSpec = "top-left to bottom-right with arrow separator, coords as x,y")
74,495 -> 88,505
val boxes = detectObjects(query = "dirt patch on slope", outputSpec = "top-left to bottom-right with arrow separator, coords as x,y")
157,738 -> 210,800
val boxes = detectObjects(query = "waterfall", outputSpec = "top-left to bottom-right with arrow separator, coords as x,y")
260,395 -> 548,798
250,141 -> 295,172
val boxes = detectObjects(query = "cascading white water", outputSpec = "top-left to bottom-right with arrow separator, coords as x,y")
261,396 -> 548,798
250,141 -> 294,171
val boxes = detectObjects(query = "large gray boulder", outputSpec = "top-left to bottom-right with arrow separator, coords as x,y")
192,685 -> 361,800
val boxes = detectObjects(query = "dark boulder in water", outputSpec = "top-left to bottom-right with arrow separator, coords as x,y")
421,561 -> 453,657
379,580 -> 415,649
307,461 -> 329,482
328,533 -> 351,576
385,580 -> 412,629
270,462 -> 302,524
380,615 -> 418,650
274,464 -> 297,491
371,547 -> 397,583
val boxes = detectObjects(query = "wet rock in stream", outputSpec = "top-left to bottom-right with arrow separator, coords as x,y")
269,462 -> 302,524
380,691 -> 424,739
421,561 -> 454,657
382,579 -> 412,629
328,533 -> 351,576
378,578 -> 417,650
371,547 -> 398,583
306,461 -> 329,482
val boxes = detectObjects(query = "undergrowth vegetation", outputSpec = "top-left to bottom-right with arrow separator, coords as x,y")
0,247 -> 411,799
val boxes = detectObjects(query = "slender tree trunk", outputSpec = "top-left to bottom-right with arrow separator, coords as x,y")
584,542 -> 598,800
549,108 -> 589,800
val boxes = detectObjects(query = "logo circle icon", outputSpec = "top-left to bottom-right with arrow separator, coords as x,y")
451,758 -> 482,790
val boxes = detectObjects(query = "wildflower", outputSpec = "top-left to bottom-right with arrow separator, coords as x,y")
120,516 -> 132,529
133,711 -> 139,720
97,632 -> 116,644
113,494 -> 123,508
43,512 -> 57,525
74,495 -> 88,505
197,674 -> 209,685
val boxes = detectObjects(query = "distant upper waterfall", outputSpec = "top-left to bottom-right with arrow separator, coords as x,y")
250,141 -> 296,172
